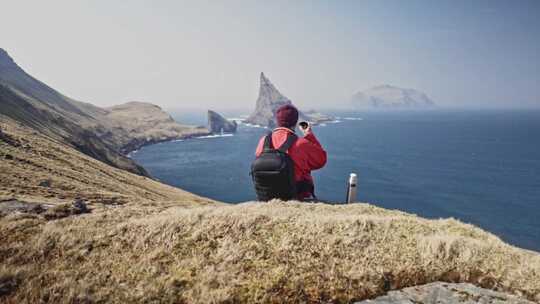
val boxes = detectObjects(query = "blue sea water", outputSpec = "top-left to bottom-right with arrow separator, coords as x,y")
132,110 -> 540,252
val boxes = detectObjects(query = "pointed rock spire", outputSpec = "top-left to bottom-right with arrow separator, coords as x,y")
259,72 -> 274,88
246,72 -> 332,128
246,72 -> 292,127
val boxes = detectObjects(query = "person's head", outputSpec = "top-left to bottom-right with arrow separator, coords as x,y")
275,104 -> 299,129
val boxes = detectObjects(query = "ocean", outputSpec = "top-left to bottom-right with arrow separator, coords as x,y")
131,110 -> 540,252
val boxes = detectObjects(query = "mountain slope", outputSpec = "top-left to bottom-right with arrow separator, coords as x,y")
352,85 -> 435,109
0,118 -> 215,207
0,48 -> 208,175
0,49 -> 94,118
0,83 -> 149,175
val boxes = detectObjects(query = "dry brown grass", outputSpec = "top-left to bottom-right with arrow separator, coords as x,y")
1,118 -> 539,303
0,118 -> 217,208
1,201 -> 539,303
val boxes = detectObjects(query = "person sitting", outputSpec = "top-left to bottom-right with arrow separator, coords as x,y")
251,104 -> 327,201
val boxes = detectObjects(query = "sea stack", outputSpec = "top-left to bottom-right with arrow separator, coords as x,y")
207,110 -> 237,134
245,72 -> 332,128
351,85 -> 435,109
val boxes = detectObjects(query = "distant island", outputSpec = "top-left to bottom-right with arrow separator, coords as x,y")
351,85 -> 435,109
246,72 -> 333,128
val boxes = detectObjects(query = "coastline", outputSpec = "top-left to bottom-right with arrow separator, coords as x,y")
123,130 -> 237,158
120,129 -> 212,156
125,117 -> 345,157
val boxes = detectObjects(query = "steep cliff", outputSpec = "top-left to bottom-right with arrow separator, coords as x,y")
207,110 -> 237,134
0,81 -> 149,176
0,48 -> 208,175
245,73 -> 332,128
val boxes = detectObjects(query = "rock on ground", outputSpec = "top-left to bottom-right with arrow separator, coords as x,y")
356,282 -> 533,304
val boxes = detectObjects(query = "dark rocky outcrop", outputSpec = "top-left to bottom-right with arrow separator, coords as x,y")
43,200 -> 90,220
0,198 -> 90,220
0,199 -> 48,217
245,73 -> 332,128
207,110 -> 237,134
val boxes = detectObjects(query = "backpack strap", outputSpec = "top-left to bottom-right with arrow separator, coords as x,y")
277,133 -> 297,153
262,133 -> 274,152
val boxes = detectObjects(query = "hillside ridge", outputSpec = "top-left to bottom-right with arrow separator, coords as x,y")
0,48 -> 209,175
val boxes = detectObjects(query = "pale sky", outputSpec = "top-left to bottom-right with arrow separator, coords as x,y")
1,0 -> 539,110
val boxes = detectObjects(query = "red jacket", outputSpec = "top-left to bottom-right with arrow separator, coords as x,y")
255,127 -> 327,199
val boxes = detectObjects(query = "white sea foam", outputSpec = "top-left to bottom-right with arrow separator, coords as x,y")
343,117 -> 363,121
228,117 -> 246,122
127,149 -> 139,158
242,123 -> 266,128
196,134 -> 234,139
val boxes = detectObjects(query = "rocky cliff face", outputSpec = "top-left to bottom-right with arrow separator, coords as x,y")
0,81 -> 150,176
245,73 -> 332,128
351,85 -> 435,109
0,48 -> 208,176
207,110 -> 237,134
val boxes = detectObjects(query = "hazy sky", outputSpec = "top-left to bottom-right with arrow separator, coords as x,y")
1,0 -> 539,110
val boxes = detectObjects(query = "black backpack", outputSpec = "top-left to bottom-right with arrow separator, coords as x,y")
251,132 -> 298,201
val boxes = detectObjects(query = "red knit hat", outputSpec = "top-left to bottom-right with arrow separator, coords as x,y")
275,104 -> 299,128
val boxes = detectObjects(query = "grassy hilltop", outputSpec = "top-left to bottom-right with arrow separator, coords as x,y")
1,119 -> 539,303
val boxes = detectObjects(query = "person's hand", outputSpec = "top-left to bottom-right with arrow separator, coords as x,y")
300,123 -> 311,136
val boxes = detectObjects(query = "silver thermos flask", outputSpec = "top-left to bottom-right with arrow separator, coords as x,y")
346,173 -> 358,204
